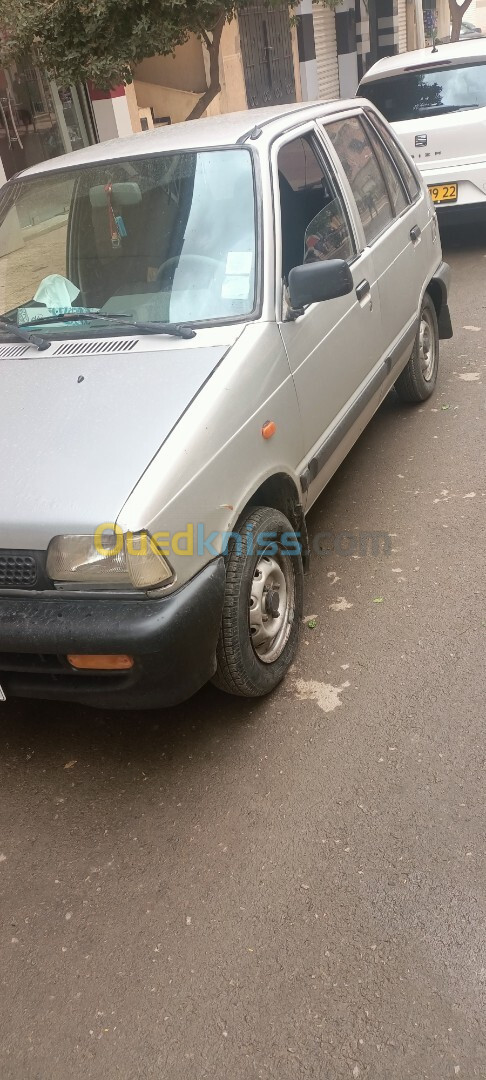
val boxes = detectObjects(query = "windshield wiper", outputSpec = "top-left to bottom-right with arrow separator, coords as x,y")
416,104 -> 479,115
0,319 -> 51,351
21,311 -> 196,340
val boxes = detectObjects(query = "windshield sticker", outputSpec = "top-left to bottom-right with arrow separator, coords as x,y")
221,276 -> 250,301
225,251 -> 253,276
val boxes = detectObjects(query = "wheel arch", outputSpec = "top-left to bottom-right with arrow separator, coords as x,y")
425,266 -> 453,340
244,472 -> 310,572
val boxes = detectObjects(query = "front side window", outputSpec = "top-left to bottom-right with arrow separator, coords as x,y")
0,147 -> 257,334
359,62 -> 486,122
277,134 -> 355,282
326,115 -> 394,246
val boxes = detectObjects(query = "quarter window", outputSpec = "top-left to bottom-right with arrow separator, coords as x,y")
361,115 -> 408,216
367,110 -> 421,201
326,115 -> 395,246
277,134 -> 355,282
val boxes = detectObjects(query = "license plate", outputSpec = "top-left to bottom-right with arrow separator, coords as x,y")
0,685 -> 5,702
428,183 -> 457,204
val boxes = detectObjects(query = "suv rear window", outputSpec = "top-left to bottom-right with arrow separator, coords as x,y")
360,62 -> 486,122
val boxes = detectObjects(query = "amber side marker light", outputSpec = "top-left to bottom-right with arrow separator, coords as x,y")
262,420 -> 276,439
67,654 -> 134,671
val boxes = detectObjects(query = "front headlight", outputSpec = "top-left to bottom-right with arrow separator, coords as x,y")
46,530 -> 173,590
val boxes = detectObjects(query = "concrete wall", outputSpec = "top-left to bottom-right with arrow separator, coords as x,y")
203,19 -> 248,115
124,82 -> 142,133
133,80 -> 201,124
436,0 -> 451,39
132,22 -> 247,127
133,38 -> 207,94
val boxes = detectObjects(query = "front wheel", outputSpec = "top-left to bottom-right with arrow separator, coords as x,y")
212,506 -> 304,698
395,294 -> 439,403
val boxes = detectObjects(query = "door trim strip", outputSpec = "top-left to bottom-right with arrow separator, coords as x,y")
299,318 -> 418,492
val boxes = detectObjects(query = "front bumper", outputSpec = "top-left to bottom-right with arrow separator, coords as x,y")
0,558 -> 226,709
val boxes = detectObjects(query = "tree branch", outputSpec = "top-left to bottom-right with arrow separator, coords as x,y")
197,24 -> 212,50
187,10 -> 225,121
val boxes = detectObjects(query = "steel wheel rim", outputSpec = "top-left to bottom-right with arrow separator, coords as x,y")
419,310 -> 436,382
249,546 -> 295,663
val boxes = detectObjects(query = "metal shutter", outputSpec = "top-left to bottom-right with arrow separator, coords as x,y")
398,0 -> 408,52
313,6 -> 340,101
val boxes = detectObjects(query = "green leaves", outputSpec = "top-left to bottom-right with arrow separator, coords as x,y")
0,0 -> 334,94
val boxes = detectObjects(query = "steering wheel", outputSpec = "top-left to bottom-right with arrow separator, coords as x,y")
156,254 -> 221,289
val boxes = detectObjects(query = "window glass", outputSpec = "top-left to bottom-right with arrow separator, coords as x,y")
0,148 -> 257,330
326,115 -> 394,246
367,110 -> 420,200
361,115 -> 408,215
358,62 -> 486,122
277,134 -> 355,281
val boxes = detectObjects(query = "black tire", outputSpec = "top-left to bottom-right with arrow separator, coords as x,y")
395,294 -> 439,403
212,505 -> 304,698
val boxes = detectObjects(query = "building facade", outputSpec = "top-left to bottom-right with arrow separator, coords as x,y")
128,0 -> 421,137
0,0 -> 432,176
0,60 -> 99,183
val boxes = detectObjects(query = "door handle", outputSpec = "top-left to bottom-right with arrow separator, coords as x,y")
355,279 -> 371,303
410,224 -> 422,244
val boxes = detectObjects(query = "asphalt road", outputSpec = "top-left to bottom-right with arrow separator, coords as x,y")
0,222 -> 485,1080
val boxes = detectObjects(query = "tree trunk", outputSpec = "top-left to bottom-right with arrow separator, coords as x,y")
449,0 -> 473,41
186,12 -> 225,121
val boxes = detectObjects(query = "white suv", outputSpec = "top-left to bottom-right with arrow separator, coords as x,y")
358,38 -> 486,220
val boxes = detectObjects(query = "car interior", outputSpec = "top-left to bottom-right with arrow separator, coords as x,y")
66,161 -> 256,323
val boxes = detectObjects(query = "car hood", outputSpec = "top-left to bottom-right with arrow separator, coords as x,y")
0,330 -> 242,549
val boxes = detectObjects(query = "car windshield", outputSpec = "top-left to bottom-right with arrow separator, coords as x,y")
360,61 -> 486,121
0,147 -> 257,334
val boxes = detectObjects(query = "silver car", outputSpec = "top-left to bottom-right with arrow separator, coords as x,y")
0,100 -> 451,708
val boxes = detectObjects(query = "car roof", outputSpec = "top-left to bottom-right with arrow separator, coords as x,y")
16,98 -> 361,179
360,36 -> 486,82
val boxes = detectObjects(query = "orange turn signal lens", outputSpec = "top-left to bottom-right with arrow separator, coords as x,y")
67,654 -> 134,671
262,420 -> 276,440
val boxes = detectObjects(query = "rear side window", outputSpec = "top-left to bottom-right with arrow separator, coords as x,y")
325,115 -> 394,246
361,114 -> 408,215
359,62 -> 486,122
367,110 -> 421,201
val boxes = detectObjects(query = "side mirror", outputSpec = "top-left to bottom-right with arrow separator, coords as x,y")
288,259 -> 354,312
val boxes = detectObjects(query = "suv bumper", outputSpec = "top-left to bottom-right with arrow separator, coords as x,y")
0,558 -> 225,709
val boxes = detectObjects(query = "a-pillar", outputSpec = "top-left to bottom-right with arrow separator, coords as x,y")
87,84 -> 134,142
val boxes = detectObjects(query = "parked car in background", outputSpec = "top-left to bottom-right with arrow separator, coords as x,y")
437,19 -> 482,43
0,100 -> 451,709
358,38 -> 486,221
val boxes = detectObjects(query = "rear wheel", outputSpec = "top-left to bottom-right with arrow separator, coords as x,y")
395,294 -> 439,403
212,506 -> 303,698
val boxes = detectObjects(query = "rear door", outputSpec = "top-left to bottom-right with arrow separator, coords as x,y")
275,126 -> 384,505
321,109 -> 428,375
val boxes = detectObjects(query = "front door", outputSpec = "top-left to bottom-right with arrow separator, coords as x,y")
239,3 -> 296,109
275,127 -> 384,506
